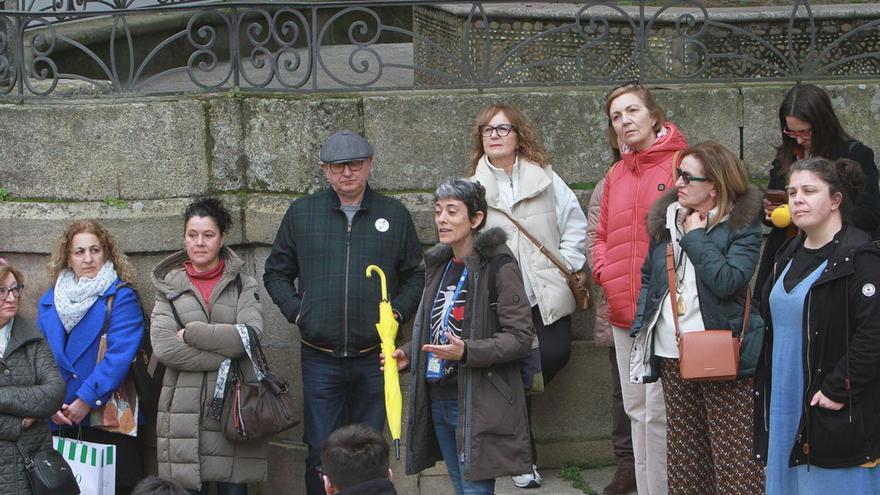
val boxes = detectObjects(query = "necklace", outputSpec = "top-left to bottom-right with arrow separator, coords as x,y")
675,248 -> 687,317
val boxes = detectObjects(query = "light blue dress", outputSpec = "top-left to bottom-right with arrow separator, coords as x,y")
766,260 -> 880,494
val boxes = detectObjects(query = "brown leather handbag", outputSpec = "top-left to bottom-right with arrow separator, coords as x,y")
500,212 -> 591,310
666,244 -> 749,382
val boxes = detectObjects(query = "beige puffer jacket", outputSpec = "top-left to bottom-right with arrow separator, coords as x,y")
150,247 -> 267,490
587,178 -> 613,347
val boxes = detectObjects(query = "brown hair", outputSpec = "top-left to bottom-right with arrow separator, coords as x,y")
0,265 -> 24,288
788,157 -> 865,225
679,141 -> 750,228
48,220 -> 133,284
604,84 -> 666,152
467,104 -> 550,175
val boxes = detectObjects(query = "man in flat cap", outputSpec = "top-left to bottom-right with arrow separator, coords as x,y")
264,130 -> 424,495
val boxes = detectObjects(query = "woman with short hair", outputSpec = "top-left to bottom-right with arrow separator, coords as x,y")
390,178 -> 534,495
0,264 -> 66,495
151,197 -> 266,495
631,142 -> 765,494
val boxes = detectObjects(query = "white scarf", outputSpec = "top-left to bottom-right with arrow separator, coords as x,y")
54,261 -> 118,333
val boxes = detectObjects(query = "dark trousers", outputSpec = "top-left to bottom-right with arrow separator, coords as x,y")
187,482 -> 247,495
609,347 -> 635,467
301,346 -> 386,495
56,426 -> 143,495
526,305 -> 572,464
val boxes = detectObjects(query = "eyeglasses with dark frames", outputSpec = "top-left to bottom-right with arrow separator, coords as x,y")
783,127 -> 812,139
0,284 -> 23,300
478,124 -> 516,138
675,168 -> 710,185
326,160 -> 366,174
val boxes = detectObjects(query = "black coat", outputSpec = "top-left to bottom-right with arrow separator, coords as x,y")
754,224 -> 880,468
754,139 -> 880,299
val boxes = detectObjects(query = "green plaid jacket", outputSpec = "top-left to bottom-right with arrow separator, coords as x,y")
264,185 -> 425,357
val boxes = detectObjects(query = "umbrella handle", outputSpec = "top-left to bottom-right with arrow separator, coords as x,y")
366,265 -> 389,301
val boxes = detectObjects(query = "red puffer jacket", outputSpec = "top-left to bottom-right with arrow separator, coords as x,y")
592,122 -> 688,329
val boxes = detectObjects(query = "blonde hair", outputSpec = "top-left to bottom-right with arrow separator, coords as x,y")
605,84 -> 666,152
680,141 -> 749,227
0,265 -> 24,287
48,220 -> 133,284
467,104 -> 550,175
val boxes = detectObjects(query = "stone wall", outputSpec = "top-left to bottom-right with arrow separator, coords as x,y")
2,82 -> 879,494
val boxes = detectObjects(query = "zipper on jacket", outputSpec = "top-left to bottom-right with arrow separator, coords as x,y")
630,155 -> 642,317
800,290 -> 814,465
461,270 -> 478,477
343,222 -> 352,357
764,260 -> 779,435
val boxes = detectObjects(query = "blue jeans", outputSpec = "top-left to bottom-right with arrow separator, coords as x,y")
431,398 -> 495,495
301,346 -> 386,495
187,482 -> 247,495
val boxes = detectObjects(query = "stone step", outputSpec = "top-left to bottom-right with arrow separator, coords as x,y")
418,465 -> 619,495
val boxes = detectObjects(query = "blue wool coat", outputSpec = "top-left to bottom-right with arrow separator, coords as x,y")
37,279 -> 144,427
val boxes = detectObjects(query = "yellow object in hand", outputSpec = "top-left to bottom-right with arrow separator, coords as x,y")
771,204 -> 791,228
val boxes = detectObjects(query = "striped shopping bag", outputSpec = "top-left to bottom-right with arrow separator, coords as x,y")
54,436 -> 116,495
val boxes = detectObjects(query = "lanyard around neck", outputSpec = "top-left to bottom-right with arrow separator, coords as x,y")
434,259 -> 468,334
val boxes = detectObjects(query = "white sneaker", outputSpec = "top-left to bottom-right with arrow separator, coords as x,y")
511,465 -> 542,489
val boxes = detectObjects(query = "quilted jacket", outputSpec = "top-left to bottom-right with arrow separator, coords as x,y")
592,122 -> 688,329
0,318 -> 66,495
150,247 -> 268,490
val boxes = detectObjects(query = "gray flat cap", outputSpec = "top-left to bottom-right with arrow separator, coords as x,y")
320,130 -> 374,164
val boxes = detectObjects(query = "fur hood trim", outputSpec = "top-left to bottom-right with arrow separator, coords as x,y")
424,227 -> 508,267
647,183 -> 764,239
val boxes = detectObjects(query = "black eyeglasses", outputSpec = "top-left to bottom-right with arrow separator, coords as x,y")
675,168 -> 709,185
0,284 -> 23,300
326,160 -> 366,174
478,124 -> 516,138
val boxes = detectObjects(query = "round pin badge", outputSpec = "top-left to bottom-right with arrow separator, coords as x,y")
863,283 -> 876,297
375,218 -> 390,233
658,184 -> 666,191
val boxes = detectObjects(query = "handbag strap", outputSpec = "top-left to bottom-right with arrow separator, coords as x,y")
14,440 -> 34,469
665,243 -> 751,342
498,210 -> 574,276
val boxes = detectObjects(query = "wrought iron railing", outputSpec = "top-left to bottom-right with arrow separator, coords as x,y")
1,1 -> 879,101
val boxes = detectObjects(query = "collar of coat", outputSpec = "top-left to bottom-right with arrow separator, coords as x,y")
330,183 -> 375,210
151,245 -> 246,297
646,183 -> 763,240
619,122 -> 688,173
472,156 -> 553,211
424,227 -> 509,272
4,317 -> 44,359
774,223 -> 880,284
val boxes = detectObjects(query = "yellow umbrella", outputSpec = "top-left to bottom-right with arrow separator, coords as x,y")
366,264 -> 402,459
